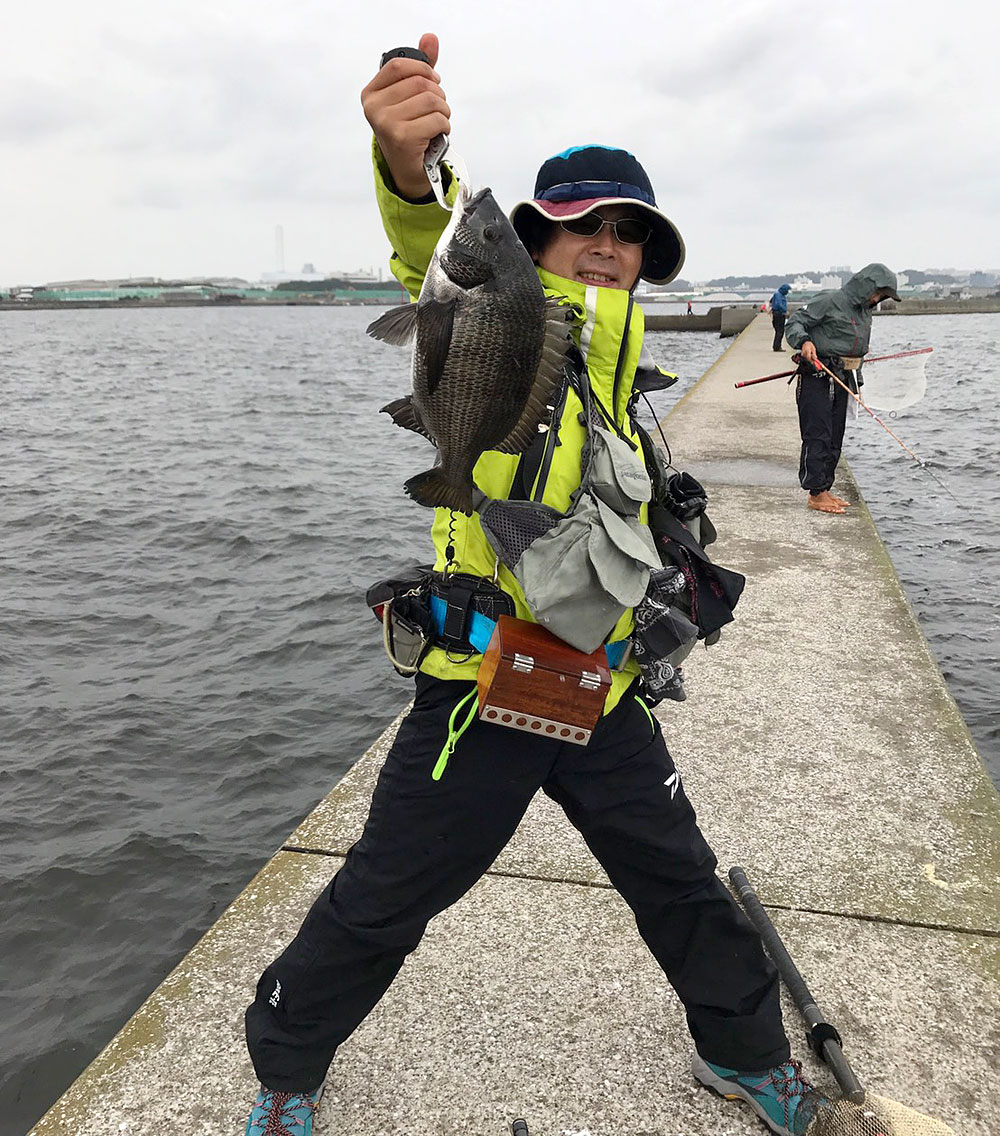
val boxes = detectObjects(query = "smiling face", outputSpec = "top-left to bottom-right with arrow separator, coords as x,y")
535,205 -> 646,291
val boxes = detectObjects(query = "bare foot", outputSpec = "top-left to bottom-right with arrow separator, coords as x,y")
830,494 -> 851,507
808,491 -> 846,514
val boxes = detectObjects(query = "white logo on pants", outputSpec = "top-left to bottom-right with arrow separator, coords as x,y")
269,980 -> 282,1008
663,772 -> 680,800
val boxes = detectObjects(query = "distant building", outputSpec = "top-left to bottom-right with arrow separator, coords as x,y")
969,271 -> 998,288
819,274 -> 842,290
333,268 -> 384,283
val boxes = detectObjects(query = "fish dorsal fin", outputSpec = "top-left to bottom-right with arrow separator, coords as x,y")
380,395 -> 437,445
366,303 -> 418,346
416,298 -> 457,396
494,298 -> 574,455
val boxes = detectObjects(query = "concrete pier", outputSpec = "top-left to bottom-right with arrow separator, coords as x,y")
30,315 -> 999,1136
644,304 -> 758,335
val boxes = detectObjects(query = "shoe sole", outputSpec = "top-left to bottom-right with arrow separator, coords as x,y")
691,1055 -> 794,1136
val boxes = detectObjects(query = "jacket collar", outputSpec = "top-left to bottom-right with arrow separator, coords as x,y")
535,269 -> 644,422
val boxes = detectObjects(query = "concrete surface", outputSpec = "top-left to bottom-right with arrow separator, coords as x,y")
30,315 -> 999,1136
643,305 -> 758,335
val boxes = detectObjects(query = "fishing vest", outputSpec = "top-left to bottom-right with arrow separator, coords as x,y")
475,358 -> 660,654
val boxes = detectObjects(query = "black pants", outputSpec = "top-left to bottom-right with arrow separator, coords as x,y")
771,312 -> 786,350
246,675 -> 788,1091
797,363 -> 850,493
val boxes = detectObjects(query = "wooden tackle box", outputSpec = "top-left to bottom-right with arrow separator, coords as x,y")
477,616 -> 612,745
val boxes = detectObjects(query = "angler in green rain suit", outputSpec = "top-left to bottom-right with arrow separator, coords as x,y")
244,39 -> 823,1136
785,263 -> 900,515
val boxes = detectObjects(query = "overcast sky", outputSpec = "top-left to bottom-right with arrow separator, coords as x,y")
3,0 -> 997,287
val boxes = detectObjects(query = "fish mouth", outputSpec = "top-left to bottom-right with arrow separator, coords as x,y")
464,186 -> 493,211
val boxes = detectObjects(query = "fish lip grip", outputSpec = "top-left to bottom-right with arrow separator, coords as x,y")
379,46 -> 453,210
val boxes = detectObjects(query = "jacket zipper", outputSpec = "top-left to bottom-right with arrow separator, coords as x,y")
530,380 -> 570,502
605,296 -> 638,450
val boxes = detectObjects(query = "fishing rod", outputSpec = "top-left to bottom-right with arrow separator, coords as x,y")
734,347 -> 933,389
812,357 -> 963,507
734,368 -> 797,389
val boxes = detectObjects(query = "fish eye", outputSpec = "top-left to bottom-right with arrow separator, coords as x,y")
482,224 -> 500,243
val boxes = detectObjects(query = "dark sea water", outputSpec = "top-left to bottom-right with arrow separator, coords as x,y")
1,306 -> 996,1133
841,314 -> 1000,779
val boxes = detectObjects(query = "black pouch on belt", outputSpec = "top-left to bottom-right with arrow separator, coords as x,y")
428,572 -> 516,651
366,566 -> 436,675
647,506 -> 745,638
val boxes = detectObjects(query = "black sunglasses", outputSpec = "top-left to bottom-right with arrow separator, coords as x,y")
558,213 -> 652,246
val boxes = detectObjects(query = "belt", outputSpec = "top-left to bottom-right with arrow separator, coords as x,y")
429,595 -> 629,668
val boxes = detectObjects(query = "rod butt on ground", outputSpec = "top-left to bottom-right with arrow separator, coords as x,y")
728,866 -> 866,1104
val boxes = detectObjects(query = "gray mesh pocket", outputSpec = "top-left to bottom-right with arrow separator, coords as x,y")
478,499 -> 562,567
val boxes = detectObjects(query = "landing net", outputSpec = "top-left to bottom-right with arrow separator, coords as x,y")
803,1089 -> 957,1135
859,347 -> 932,414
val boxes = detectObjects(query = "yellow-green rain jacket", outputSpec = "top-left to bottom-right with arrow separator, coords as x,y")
373,143 -> 661,714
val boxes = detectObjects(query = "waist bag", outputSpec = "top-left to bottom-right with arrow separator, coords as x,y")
367,567 -> 516,675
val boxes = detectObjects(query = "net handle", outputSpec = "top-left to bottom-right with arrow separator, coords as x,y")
865,347 -> 933,363
729,866 -> 866,1104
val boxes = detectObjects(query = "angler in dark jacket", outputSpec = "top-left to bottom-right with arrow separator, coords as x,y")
784,264 -> 900,514
768,283 -> 790,352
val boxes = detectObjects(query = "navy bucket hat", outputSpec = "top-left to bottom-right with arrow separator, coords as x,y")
510,145 -> 686,285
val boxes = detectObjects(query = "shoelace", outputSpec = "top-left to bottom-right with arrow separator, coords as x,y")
750,1060 -> 810,1125
256,1090 -> 318,1136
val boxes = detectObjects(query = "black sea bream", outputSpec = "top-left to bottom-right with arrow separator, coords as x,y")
367,185 -> 573,514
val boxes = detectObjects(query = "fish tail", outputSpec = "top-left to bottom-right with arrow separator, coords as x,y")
404,468 -> 474,515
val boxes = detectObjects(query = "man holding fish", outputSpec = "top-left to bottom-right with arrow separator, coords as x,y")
243,33 -> 826,1136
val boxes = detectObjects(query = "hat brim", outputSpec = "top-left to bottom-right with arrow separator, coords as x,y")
510,197 -> 686,286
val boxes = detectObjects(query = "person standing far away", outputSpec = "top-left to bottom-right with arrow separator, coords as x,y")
686,298 -> 693,315
768,283 -> 791,351
241,30 -> 832,1136
784,264 -> 900,515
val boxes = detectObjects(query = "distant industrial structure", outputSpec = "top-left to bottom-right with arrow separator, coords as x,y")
5,260 -> 997,310
2,272 -> 406,307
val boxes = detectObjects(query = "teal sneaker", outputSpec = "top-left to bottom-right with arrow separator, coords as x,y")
692,1054 -> 829,1135
245,1084 -> 324,1136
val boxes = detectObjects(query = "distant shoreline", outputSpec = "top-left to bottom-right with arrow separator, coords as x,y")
2,296 -> 998,315
0,297 -> 396,312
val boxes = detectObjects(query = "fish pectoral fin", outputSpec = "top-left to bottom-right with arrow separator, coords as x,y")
367,303 -> 419,346
494,317 -> 572,455
493,399 -> 549,455
380,396 -> 437,445
416,298 -> 457,396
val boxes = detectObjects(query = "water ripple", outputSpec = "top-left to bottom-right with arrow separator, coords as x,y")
1,305 -> 995,1132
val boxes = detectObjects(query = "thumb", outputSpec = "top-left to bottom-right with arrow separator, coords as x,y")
418,32 -> 439,68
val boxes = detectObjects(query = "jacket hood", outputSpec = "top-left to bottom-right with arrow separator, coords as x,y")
843,263 -> 900,306
778,283 -> 791,295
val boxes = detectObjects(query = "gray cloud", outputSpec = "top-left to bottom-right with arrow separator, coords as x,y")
0,0 -> 996,285
0,78 -> 94,143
